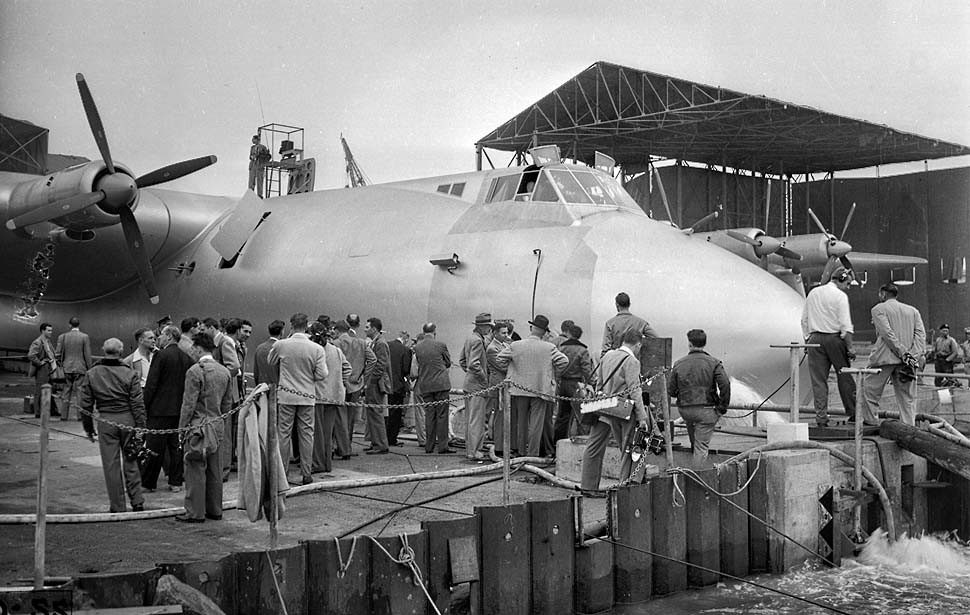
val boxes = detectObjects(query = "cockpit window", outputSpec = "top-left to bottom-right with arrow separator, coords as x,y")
546,170 -> 593,204
572,170 -> 616,205
486,174 -> 520,203
531,172 -> 559,202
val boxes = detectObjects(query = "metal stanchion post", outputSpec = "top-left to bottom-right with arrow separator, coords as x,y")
34,384 -> 51,589
841,367 -> 879,543
267,386 -> 279,549
659,373 -> 674,468
770,343 -> 819,423
502,382 -> 511,506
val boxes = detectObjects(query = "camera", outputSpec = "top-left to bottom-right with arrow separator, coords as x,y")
123,434 -> 157,464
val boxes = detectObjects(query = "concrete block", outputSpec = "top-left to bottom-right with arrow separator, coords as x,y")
766,422 -> 808,444
765,449 -> 828,572
574,539 -> 613,614
555,437 -> 659,484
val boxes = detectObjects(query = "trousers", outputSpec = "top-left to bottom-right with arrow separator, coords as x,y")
862,364 -> 917,425
98,412 -> 144,512
464,391 -> 488,459
183,447 -> 222,520
141,415 -> 183,489
807,332 -> 856,422
365,383 -> 389,451
312,403 -> 341,472
278,403 -> 314,479
511,396 -> 551,457
342,389 -> 363,449
679,405 -> 720,464
422,390 -> 451,452
386,391 -> 406,445
580,415 -> 635,491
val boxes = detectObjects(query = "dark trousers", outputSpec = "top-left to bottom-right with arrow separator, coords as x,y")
423,390 -> 451,453
493,396 -> 518,455
312,404 -> 341,472
807,332 -> 856,422
935,358 -> 955,386
512,396 -> 551,457
386,391 -> 406,445
98,412 -> 144,512
32,367 -> 59,417
141,415 -> 183,489
183,447 -> 222,520
553,380 -> 587,443
343,389 -> 363,447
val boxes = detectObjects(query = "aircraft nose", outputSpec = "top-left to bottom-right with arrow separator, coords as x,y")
828,239 -> 852,258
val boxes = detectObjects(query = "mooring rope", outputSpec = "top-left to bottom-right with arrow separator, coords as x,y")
367,534 -> 443,615
265,551 -> 290,615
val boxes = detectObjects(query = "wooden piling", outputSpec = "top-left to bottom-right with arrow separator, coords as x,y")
33,384 -> 51,590
610,483 -> 652,603
684,468 -> 720,586
650,475 -> 687,595
717,462 -> 750,578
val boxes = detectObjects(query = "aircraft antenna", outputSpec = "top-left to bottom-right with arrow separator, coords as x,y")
254,80 -> 266,125
342,134 -> 369,188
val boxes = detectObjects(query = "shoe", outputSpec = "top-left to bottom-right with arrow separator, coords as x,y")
143,487 -> 156,493
86,432 -> 96,442
131,504 -> 145,512
339,455 -> 352,461
391,441 -> 404,446
168,485 -> 183,493
302,475 -> 313,485
50,412 -> 61,418
816,421 -> 829,429
205,513 -> 223,521
438,449 -> 457,454
363,447 -> 375,452
581,489 -> 607,499
365,449 -> 389,455
175,515 -> 204,523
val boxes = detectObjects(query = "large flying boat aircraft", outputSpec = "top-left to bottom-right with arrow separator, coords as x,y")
0,75 -> 809,409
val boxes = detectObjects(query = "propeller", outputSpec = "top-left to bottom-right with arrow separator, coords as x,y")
8,73 -> 217,304
726,229 -> 802,260
681,208 -> 719,235
807,207 -> 853,270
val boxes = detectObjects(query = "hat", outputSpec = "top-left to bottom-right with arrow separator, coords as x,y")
474,312 -> 494,327
156,315 -> 172,326
832,267 -> 853,283
940,323 -> 950,330
528,314 -> 551,332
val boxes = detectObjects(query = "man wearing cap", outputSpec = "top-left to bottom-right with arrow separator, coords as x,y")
248,134 -> 270,198
931,324 -> 961,387
495,315 -> 569,457
800,268 -> 856,427
861,283 -> 925,425
460,313 -> 493,461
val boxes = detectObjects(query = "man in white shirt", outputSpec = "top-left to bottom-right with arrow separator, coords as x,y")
800,268 -> 856,427
125,328 -> 157,389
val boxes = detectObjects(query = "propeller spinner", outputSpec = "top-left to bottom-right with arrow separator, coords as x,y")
6,74 -> 218,304
807,206 -> 854,270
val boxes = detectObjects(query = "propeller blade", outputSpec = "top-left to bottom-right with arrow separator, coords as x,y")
118,206 -> 159,304
777,246 -> 802,261
726,230 -> 759,246
684,210 -> 719,233
76,73 -> 115,174
651,165 -> 677,227
136,155 -> 218,189
5,191 -> 104,230
807,208 -> 828,235
840,202 -> 857,240
840,255 -> 853,271
820,257 -> 840,284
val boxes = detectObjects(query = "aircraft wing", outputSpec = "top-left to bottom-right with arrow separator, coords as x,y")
841,252 -> 927,269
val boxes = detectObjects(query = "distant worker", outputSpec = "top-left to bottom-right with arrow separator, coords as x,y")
55,317 -> 92,426
800,268 -> 856,427
667,329 -> 731,465
861,283 -> 926,425
248,134 -> 270,198
495,315 -> 568,457
79,338 -> 146,513
601,292 -> 658,356
579,329 -> 648,496
460,313 -> 493,461
930,324 -> 961,387
552,320 -> 574,348
411,322 -> 454,454
27,322 -> 61,418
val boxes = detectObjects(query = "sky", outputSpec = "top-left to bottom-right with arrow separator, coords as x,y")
1,0 -> 968,196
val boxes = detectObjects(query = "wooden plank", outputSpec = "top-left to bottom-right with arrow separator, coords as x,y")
370,532 -> 430,615
235,545 -> 306,615
650,475 -> 686,595
422,516 -> 481,615
717,462 -> 750,578
158,554 -> 237,615
684,468 -> 719,586
747,456 -> 769,572
528,498 -> 575,615
573,539 -> 613,614
305,537 -> 370,615
881,420 -> 970,480
610,482 -> 652,603
476,503 -> 530,615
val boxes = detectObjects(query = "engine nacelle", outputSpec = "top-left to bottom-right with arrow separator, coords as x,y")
2,160 -> 137,232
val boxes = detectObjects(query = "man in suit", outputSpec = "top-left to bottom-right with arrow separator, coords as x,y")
270,313 -> 328,485
220,318 -> 252,480
55,316 -> 92,425
363,317 -> 392,454
862,283 -> 926,426
412,323 -> 454,453
386,331 -> 413,447
554,324 -> 595,442
254,319 -> 285,387
27,322 -> 60,418
142,325 -> 195,492
334,319 -> 376,454
203,317 -> 240,385
80,337 -> 146,513
486,322 -> 512,449
460,313 -> 493,461
311,323 -> 352,473
495,315 -> 568,457
580,329 -> 649,495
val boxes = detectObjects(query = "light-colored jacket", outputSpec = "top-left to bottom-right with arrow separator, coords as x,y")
495,334 -> 568,400
55,329 -> 92,374
599,347 -> 647,421
867,298 -> 926,367
315,342 -> 352,404
336,332 -> 376,394
269,333 -> 329,405
178,357 -> 231,449
601,310 -> 658,355
460,331 -> 490,392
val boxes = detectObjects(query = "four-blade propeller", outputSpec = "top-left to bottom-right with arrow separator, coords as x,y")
6,73 -> 218,304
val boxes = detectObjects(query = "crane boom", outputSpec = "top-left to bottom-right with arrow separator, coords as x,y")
341,134 -> 367,188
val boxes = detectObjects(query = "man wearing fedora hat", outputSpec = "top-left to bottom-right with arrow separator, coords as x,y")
460,313 -> 494,461
495,314 -> 568,457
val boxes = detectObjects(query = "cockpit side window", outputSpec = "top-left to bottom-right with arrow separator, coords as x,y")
486,174 -> 520,203
546,170 -> 593,204
572,170 -> 615,205
531,171 -> 560,202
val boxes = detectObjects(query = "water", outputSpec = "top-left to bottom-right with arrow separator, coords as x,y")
612,529 -> 970,614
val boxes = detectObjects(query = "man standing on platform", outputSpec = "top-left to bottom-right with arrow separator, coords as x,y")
363,317 -> 392,454
800,268 -> 856,427
334,319 -> 375,454
554,324 -> 594,442
270,313 -> 328,485
495,315 -> 568,457
601,292 -> 658,356
28,323 -> 61,418
80,338 -> 146,513
667,329 -> 731,465
311,323 -> 351,474
862,283 -> 926,426
386,331 -> 413,447
248,134 -> 270,198
142,325 -> 194,492
412,323 -> 454,454
55,317 -> 92,425
486,322 -> 512,447
460,313 -> 493,461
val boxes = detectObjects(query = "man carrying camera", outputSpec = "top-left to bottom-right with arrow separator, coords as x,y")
667,329 -> 730,466
861,283 -> 926,426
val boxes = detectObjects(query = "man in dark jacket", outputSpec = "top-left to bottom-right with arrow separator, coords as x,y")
412,323 -> 454,454
141,325 -> 194,492
79,338 -> 147,513
667,329 -> 730,466
386,331 -> 413,446
554,324 -> 594,442
363,317 -> 391,454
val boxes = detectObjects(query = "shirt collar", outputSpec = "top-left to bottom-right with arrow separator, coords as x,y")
619,345 -> 637,358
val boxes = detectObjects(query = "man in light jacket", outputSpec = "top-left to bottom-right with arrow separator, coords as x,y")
311,321 -> 351,472
460,313 -> 493,461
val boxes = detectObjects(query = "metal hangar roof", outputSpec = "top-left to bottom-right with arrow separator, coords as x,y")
476,61 -> 970,175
